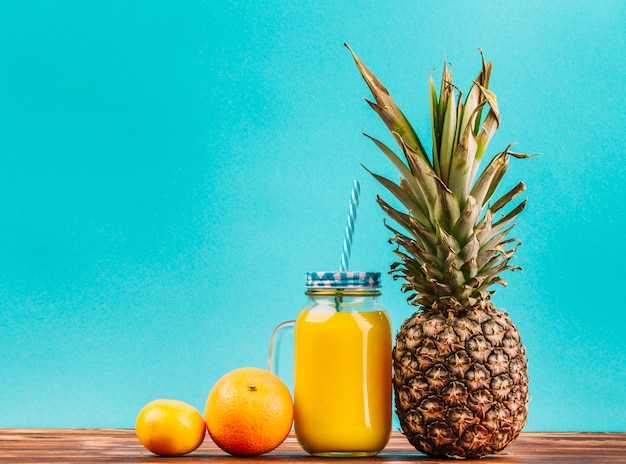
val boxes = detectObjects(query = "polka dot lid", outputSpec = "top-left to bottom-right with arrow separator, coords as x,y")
305,271 -> 381,288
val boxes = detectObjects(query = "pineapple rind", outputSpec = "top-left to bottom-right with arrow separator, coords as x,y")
393,302 -> 529,459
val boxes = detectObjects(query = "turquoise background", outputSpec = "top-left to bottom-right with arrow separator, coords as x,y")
1,0 -> 625,431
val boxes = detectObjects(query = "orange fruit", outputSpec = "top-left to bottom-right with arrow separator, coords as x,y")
135,399 -> 206,456
205,367 -> 293,456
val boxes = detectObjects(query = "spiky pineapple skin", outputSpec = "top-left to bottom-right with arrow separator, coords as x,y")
393,299 -> 529,459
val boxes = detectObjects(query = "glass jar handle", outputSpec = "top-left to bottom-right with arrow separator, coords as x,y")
268,320 -> 295,377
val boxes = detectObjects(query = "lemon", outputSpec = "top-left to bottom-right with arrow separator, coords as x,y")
135,399 -> 206,456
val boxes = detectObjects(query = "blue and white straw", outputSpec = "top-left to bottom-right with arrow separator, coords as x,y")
340,180 -> 361,271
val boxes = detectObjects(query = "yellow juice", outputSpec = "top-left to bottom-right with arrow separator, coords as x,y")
293,308 -> 392,456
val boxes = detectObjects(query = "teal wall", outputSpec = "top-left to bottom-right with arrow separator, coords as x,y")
1,0 -> 625,431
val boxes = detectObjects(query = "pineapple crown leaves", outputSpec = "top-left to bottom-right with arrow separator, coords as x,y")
346,43 -> 533,309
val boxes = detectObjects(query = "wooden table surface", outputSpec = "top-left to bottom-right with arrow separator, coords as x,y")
1,429 -> 625,463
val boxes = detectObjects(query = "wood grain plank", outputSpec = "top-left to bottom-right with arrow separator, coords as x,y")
0,429 -> 625,463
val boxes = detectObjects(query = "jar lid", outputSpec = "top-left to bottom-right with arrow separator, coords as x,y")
305,271 -> 381,288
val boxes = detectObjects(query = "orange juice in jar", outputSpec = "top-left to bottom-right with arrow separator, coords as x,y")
270,271 -> 392,457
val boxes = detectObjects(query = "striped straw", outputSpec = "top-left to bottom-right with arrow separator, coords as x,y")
340,180 -> 361,271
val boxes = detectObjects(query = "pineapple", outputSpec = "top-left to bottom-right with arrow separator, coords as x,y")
346,43 -> 531,459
